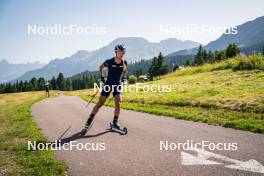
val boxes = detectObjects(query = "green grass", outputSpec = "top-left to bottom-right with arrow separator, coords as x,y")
66,55 -> 264,134
0,91 -> 67,175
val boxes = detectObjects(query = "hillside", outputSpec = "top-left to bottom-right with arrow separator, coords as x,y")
67,55 -> 264,133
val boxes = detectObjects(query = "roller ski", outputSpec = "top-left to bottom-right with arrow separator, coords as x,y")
80,116 -> 94,136
110,120 -> 127,135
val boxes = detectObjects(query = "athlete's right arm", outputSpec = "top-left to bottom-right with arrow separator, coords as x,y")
99,63 -> 105,76
99,63 -> 106,83
100,59 -> 110,75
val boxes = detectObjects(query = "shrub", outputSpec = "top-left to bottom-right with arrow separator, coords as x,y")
233,54 -> 264,71
128,75 -> 137,84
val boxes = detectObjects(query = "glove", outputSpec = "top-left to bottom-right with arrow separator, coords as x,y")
121,76 -> 127,84
100,75 -> 105,83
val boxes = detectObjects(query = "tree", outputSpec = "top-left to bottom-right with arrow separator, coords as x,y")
27,82 -> 34,91
148,52 -> 168,80
65,78 -> 73,91
17,81 -> 24,92
135,69 -> 143,78
0,84 -> 4,93
194,45 -> 204,65
207,51 -> 214,63
172,64 -> 179,71
202,49 -> 208,62
215,50 -> 226,61
226,43 -> 240,58
50,76 -> 57,90
88,75 -> 97,88
185,60 -> 190,66
37,77 -> 45,90
262,45 -> 264,56
56,73 -> 65,91
30,77 -> 37,91
148,56 -> 158,80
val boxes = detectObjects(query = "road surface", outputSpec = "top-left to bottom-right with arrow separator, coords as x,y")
32,95 -> 264,176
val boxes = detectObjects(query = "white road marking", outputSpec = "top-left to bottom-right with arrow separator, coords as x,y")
181,148 -> 264,174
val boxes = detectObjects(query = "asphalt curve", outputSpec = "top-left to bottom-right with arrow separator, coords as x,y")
32,95 -> 264,176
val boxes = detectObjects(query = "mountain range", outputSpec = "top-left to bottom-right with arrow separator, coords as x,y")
3,15 -> 264,83
206,16 -> 264,51
168,16 -> 264,57
13,38 -> 200,81
0,60 -> 45,83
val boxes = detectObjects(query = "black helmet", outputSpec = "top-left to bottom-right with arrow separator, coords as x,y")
114,44 -> 126,52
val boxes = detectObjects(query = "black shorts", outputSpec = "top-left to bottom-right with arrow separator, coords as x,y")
45,88 -> 49,92
100,83 -> 122,97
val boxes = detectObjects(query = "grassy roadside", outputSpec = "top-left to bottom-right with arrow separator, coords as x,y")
66,56 -> 264,134
0,91 -> 67,175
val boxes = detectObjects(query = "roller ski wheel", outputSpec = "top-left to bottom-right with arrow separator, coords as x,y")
110,122 -> 128,135
80,121 -> 94,136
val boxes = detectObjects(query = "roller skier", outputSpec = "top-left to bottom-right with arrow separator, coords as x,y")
80,44 -> 128,135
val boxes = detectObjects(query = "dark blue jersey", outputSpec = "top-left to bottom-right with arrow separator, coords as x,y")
103,57 -> 127,84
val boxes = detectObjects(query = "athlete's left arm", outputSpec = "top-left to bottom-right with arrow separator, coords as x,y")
122,60 -> 128,81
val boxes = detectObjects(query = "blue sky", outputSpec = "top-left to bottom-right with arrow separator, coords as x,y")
0,0 -> 264,63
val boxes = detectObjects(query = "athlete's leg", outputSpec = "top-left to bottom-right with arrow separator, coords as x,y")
114,94 -> 121,117
90,95 -> 107,115
83,95 -> 107,129
83,84 -> 110,130
112,83 -> 122,128
90,83 -> 111,116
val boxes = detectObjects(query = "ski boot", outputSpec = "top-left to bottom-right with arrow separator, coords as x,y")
80,116 -> 94,136
110,119 -> 127,135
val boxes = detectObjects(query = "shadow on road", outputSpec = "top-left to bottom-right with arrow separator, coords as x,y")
49,128 -> 125,146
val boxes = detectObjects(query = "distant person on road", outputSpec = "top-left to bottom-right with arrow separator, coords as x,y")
45,80 -> 50,97
83,44 -> 127,131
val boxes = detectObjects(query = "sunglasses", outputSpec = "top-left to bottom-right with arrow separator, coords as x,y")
116,50 -> 126,54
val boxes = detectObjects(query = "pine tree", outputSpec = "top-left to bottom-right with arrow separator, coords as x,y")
215,50 -> 226,60
226,43 -> 240,58
56,73 -> 65,91
173,64 -> 179,71
37,78 -> 45,90
148,52 -> 168,80
65,78 -> 73,91
194,45 -> 204,65
208,51 -> 214,63
50,76 -> 57,90
18,81 -> 24,92
185,60 -> 190,66
202,49 -> 208,63
30,77 -> 37,91
148,56 -> 158,80
0,84 -> 4,93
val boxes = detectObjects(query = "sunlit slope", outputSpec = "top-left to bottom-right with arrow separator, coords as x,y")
67,55 -> 264,133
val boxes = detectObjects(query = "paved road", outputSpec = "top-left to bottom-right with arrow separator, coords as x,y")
32,95 -> 264,176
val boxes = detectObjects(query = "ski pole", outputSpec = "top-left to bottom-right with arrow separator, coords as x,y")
57,125 -> 71,141
85,89 -> 99,108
